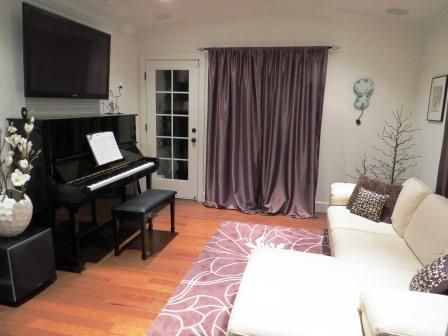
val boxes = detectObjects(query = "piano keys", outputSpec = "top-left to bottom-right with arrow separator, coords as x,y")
8,114 -> 158,272
84,160 -> 155,191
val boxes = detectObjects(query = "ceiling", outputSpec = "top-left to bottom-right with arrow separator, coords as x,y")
68,0 -> 448,33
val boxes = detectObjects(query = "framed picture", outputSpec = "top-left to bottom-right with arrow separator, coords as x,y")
427,75 -> 448,122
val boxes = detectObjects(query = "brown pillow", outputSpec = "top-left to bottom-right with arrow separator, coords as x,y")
347,176 -> 402,223
409,255 -> 448,294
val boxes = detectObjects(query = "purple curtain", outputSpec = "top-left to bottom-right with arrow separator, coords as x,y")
436,120 -> 448,197
205,47 -> 328,218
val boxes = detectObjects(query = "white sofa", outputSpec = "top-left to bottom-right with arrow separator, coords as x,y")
228,178 -> 448,336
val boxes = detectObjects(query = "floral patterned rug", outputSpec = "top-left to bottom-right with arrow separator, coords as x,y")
146,221 -> 329,336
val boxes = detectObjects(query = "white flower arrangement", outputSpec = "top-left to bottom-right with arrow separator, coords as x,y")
1,117 -> 40,199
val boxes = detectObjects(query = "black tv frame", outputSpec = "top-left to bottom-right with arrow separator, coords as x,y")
22,3 -> 111,99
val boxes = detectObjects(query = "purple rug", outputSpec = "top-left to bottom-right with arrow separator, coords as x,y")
146,221 -> 329,336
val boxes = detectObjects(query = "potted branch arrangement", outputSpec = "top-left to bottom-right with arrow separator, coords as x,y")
0,116 -> 40,237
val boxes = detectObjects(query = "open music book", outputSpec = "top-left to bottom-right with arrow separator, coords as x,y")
86,131 -> 123,166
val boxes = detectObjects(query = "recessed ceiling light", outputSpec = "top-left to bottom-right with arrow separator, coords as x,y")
386,8 -> 409,16
154,13 -> 171,21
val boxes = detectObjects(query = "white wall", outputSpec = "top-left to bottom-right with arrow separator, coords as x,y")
413,13 -> 448,190
0,0 -> 140,119
0,0 -> 25,127
1,1 -> 433,210
138,11 -> 423,209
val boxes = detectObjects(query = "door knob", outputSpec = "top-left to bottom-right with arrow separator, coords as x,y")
192,128 -> 197,133
191,138 -> 197,143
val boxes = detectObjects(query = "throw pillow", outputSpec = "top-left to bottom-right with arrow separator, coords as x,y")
409,255 -> 448,294
351,187 -> 390,222
347,176 -> 402,223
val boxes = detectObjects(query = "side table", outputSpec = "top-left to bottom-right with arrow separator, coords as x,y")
0,226 -> 56,306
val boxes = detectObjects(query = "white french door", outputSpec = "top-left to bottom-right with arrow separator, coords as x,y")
145,60 -> 199,199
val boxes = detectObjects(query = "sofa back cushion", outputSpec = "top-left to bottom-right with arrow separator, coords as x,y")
347,176 -> 402,223
391,178 -> 432,237
404,194 -> 448,266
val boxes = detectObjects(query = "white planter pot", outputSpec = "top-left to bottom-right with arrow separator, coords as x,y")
0,193 -> 33,237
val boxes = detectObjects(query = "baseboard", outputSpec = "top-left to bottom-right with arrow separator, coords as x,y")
195,198 -> 330,213
315,201 -> 329,213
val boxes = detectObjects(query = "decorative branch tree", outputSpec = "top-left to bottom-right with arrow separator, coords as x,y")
346,152 -> 374,181
348,106 -> 420,185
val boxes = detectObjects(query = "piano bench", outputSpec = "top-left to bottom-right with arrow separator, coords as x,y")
111,189 -> 177,260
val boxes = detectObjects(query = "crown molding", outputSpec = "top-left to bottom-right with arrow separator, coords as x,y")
134,0 -> 423,35
23,0 -> 137,38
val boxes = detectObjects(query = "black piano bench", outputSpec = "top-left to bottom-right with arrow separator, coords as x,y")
112,189 -> 177,260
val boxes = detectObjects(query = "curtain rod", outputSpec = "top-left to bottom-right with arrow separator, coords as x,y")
197,45 -> 341,52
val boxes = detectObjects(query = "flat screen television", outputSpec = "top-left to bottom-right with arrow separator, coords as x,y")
23,3 -> 111,99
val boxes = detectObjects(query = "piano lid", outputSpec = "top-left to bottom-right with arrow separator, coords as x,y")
42,114 -> 138,161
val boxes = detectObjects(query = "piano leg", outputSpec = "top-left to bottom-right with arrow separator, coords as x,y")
145,175 -> 152,190
68,207 -> 84,273
121,187 -> 127,202
137,180 -> 142,194
90,200 -> 97,227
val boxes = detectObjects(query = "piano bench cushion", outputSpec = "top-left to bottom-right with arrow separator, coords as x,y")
112,189 -> 176,215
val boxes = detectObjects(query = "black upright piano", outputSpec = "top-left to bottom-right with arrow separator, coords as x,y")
8,114 -> 158,272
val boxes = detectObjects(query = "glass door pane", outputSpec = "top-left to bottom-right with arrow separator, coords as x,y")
155,69 -> 189,181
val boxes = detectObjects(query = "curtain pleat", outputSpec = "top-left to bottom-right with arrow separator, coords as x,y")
205,47 -> 328,218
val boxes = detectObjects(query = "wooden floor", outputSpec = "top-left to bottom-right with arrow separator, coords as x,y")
0,200 -> 327,336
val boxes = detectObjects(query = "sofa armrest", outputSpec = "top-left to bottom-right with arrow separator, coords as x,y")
330,182 -> 356,206
360,289 -> 448,336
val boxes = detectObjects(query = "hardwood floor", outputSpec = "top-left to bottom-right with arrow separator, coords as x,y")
0,200 -> 327,336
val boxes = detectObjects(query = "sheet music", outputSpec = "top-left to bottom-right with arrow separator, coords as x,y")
86,131 -> 123,166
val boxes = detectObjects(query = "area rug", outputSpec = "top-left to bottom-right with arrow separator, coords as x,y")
146,221 -> 329,336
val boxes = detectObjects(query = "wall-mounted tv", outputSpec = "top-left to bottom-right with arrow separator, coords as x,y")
23,3 -> 111,99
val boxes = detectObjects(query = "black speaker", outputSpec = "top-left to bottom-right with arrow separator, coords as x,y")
0,226 -> 56,305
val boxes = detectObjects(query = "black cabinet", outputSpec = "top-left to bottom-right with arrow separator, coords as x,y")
0,226 -> 56,305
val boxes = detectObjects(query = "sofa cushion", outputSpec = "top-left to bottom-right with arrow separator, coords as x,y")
227,248 -> 362,336
360,289 -> 448,336
331,229 -> 421,290
347,176 -> 402,223
352,262 -> 417,291
351,187 -> 389,222
404,194 -> 448,266
330,182 -> 356,206
391,177 -> 432,237
410,255 -> 448,294
327,206 -> 396,236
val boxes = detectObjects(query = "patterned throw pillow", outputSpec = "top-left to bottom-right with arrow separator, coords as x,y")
409,255 -> 448,294
351,187 -> 390,222
347,176 -> 402,223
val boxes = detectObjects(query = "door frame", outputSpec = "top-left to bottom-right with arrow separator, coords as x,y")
139,52 -> 207,201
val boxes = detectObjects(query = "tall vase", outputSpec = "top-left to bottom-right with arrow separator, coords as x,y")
0,190 -> 33,237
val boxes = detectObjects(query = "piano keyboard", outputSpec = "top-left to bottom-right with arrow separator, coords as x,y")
87,161 -> 155,191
